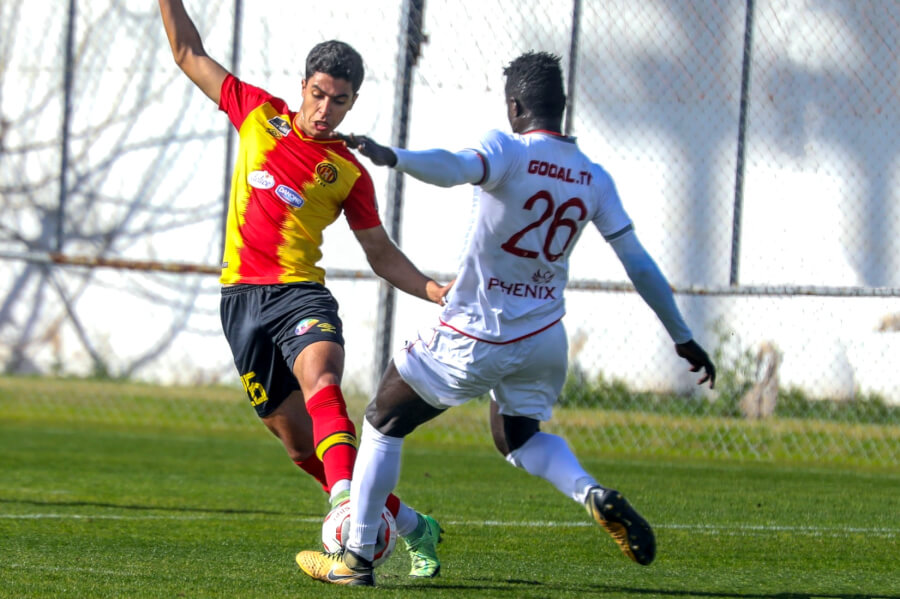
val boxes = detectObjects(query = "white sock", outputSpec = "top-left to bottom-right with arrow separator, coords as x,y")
506,432 -> 599,504
393,502 -> 419,537
346,419 -> 405,561
329,479 -> 350,503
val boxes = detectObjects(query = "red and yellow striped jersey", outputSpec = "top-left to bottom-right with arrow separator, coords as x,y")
217,75 -> 380,285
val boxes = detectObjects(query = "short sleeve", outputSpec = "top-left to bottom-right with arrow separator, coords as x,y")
218,74 -> 289,130
590,167 -> 633,240
342,166 -> 382,230
471,129 -> 520,191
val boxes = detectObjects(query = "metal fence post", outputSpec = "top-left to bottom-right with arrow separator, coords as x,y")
56,0 -> 78,253
730,0 -> 755,286
372,0 -> 426,390
564,0 -> 582,137
220,0 -> 243,255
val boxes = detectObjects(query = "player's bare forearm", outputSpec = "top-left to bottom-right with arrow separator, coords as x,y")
158,0 -> 228,103
373,253 -> 445,305
354,225 -> 445,305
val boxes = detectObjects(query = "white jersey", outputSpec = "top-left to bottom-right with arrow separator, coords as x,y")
440,129 -> 632,343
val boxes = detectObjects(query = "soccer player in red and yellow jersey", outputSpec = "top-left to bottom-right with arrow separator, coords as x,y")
159,0 -> 446,579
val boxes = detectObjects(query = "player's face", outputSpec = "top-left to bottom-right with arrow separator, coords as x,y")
296,72 -> 357,139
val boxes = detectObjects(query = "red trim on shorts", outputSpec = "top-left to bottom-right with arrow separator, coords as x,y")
437,317 -> 562,345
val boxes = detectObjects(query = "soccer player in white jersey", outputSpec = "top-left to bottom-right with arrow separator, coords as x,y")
297,51 -> 716,586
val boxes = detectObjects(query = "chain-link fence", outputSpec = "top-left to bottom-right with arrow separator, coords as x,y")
1,0 -> 898,465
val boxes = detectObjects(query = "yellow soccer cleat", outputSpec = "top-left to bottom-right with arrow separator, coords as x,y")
295,549 -> 375,586
585,487 -> 656,565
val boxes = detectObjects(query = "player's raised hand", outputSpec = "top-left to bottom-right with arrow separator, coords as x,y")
334,132 -> 398,167
675,339 -> 716,388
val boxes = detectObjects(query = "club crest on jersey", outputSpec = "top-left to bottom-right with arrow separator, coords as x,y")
276,185 -> 305,208
532,269 -> 555,284
248,170 -> 275,190
268,116 -> 292,136
314,161 -> 339,185
295,318 -> 319,335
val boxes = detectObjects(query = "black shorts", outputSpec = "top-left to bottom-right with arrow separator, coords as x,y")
220,282 -> 345,418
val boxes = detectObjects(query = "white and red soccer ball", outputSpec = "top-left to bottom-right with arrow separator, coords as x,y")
321,498 -> 397,567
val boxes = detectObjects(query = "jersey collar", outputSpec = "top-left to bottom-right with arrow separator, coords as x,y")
522,129 -> 576,143
292,119 -> 343,144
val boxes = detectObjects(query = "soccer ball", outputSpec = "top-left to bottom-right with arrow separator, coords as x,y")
321,499 -> 398,567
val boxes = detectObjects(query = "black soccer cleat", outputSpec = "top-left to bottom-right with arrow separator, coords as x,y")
585,487 -> 656,565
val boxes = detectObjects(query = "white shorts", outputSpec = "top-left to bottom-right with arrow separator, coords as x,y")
393,321 -> 568,421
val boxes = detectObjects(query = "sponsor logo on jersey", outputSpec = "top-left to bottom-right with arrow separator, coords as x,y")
248,170 -> 275,189
314,161 -> 339,185
532,269 -> 555,284
276,185 -> 305,208
295,318 -> 319,335
487,276 -> 557,299
268,116 -> 292,136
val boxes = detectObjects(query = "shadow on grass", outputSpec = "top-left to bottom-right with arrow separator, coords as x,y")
594,585 -> 900,599
590,586 -> 898,599
423,578 -> 898,599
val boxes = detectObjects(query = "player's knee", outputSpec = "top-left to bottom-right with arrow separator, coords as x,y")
365,401 -> 422,437
491,426 -> 511,456
503,416 -> 540,453
365,395 -> 441,438
365,400 -> 410,437
284,445 -> 315,464
489,403 -> 540,456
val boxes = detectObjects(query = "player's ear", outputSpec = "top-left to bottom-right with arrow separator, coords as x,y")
506,96 -> 523,129
349,92 -> 359,109
508,97 -> 524,117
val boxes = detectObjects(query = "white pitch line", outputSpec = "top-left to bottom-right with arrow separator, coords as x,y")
448,520 -> 898,538
0,513 -> 323,523
1,513 -> 897,538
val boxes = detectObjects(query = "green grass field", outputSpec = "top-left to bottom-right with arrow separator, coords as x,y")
1,377 -> 898,598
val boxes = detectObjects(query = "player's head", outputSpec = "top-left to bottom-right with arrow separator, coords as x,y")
503,51 -> 566,133
297,41 -> 364,139
306,40 -> 365,93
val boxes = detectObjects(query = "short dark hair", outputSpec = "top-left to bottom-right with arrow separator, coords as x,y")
503,51 -> 566,119
305,40 -> 365,92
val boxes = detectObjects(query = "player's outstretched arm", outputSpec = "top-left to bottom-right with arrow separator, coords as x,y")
337,133 -> 484,188
158,0 -> 229,104
609,229 -> 716,388
353,225 -> 450,305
